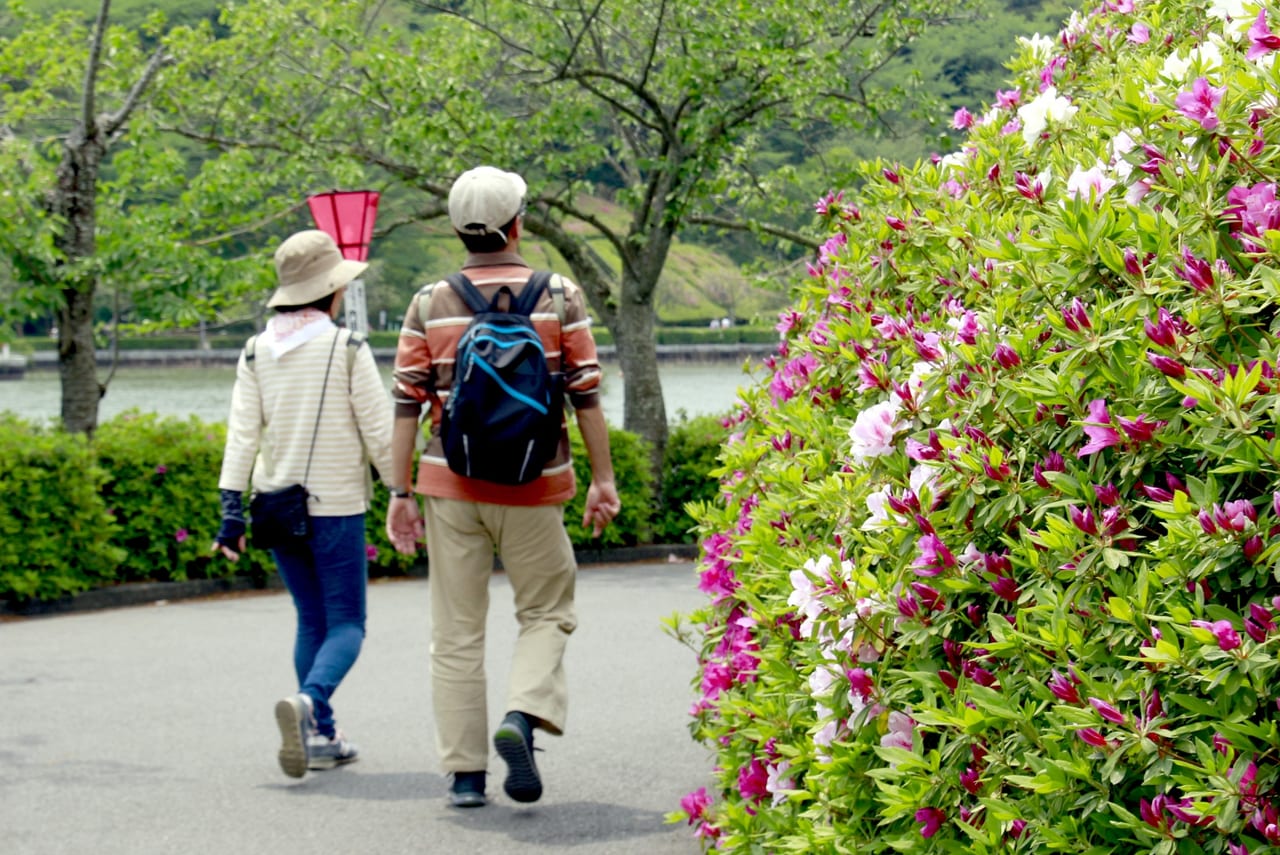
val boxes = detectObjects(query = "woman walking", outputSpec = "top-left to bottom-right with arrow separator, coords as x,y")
212,229 -> 395,778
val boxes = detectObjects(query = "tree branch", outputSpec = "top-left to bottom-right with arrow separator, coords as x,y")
81,0 -> 111,135
102,44 -> 173,142
686,213 -> 820,251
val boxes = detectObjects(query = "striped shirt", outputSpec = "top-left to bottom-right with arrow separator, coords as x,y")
391,252 -> 602,506
219,325 -> 395,516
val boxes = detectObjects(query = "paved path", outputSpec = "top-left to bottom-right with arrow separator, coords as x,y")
1,562 -> 711,855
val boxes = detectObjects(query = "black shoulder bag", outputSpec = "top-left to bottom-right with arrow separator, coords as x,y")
248,331 -> 340,550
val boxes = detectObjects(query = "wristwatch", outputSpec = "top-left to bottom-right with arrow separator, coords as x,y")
390,488 -> 413,499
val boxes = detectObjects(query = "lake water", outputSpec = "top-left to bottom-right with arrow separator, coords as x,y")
0,360 -> 764,427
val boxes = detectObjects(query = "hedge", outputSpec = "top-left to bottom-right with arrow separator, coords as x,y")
0,409 -> 727,605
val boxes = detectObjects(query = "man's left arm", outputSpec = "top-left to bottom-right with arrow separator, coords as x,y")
574,404 -> 619,537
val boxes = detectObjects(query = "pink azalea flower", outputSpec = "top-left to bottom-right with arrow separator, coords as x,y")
995,89 -> 1021,110
1128,23 -> 1150,44
916,807 -> 946,838
1048,669 -> 1081,703
1144,308 -> 1178,347
953,107 -> 975,129
737,757 -> 770,803
365,544 -> 378,561
1248,11 -> 1280,61
1062,297 -> 1091,331
681,787 -> 711,821
1076,727 -> 1110,747
1089,697 -> 1126,724
913,533 -> 956,576
1175,77 -> 1225,131
1066,163 -> 1117,200
848,400 -> 905,462
1192,619 -> 1242,651
155,464 -> 168,475
994,343 -> 1021,369
1078,398 -> 1122,456
1118,414 -> 1165,442
175,528 -> 189,543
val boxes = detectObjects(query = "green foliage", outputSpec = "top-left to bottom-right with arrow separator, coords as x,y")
658,414 -> 732,544
565,422 -> 655,548
0,414 -> 123,601
681,0 -> 1280,851
94,411 -> 251,583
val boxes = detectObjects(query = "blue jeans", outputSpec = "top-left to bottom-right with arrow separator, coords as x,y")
272,513 -> 367,738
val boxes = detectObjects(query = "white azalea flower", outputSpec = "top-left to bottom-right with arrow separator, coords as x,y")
1019,87 -> 1077,147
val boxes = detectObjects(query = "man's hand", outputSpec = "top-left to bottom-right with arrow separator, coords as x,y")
583,479 -> 620,537
386,495 -> 425,555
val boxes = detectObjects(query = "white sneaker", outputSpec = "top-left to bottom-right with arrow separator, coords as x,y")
307,730 -> 359,770
274,694 -> 314,779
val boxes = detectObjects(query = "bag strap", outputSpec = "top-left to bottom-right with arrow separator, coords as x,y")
302,330 -> 341,487
445,272 -> 489,315
513,271 -> 552,317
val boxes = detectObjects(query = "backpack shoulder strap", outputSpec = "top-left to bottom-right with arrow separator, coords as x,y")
446,272 -> 489,315
547,273 -> 566,325
513,270 -> 552,318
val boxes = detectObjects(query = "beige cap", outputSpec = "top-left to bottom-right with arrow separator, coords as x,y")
267,230 -> 368,308
448,166 -> 527,238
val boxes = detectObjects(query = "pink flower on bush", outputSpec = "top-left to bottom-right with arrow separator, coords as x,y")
1089,697 -> 1126,724
848,400 -> 906,462
1062,297 -> 1091,331
1128,22 -> 1150,43
1224,183 -> 1280,249
174,528 -> 188,543
1048,669 -> 1081,703
1191,619 -> 1242,651
915,806 -> 945,838
1248,11 -> 1280,60
737,757 -> 770,803
913,533 -> 956,576
881,710 -> 914,752
1175,77 -> 1225,131
365,545 -> 378,561
1066,162 -> 1116,200
1078,398 -> 1121,456
953,107 -> 975,129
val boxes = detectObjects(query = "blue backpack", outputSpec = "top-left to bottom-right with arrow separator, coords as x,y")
441,271 -> 564,485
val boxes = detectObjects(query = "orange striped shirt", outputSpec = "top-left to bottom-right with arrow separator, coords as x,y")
391,253 -> 602,506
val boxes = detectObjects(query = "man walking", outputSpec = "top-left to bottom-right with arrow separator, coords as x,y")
385,166 -> 620,808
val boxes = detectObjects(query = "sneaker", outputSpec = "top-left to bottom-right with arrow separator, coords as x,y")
448,771 -> 488,808
308,729 -> 359,770
274,693 -> 313,779
493,711 -> 542,803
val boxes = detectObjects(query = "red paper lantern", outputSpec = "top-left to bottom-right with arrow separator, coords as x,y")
306,190 -> 380,261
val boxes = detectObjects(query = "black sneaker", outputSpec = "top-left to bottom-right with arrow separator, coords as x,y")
493,711 -> 542,803
448,771 -> 487,808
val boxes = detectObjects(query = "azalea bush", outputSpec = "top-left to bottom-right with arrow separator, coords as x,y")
678,0 -> 1280,851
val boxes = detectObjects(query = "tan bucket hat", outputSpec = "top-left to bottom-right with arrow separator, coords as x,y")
267,229 -> 368,308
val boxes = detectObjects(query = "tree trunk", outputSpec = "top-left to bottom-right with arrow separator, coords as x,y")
615,270 -> 668,492
53,132 -> 105,435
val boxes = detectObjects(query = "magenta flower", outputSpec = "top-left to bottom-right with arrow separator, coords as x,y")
913,533 -> 956,576
1192,619 -> 1242,651
1128,22 -> 1151,43
1175,249 -> 1215,292
1175,77 -> 1225,131
1048,669 -> 1081,704
1144,308 -> 1178,348
1076,727 -> 1110,748
886,215 -> 908,231
737,757 -> 770,803
960,766 -> 981,794
882,167 -> 900,185
1069,504 -> 1098,536
1089,697 -> 1126,724
1118,414 -> 1165,443
1215,499 -> 1257,532
1225,183 -> 1280,247
993,343 -> 1021,369
1062,297 -> 1092,331
155,464 -> 168,475
1033,451 -> 1066,489
990,574 -> 1020,602
995,89 -> 1020,109
910,581 -> 945,612
365,544 -> 378,561
1147,351 -> 1185,378
848,667 -> 875,702
953,107 -> 975,129
1078,398 -> 1121,456
1014,171 -> 1047,202
1124,248 -> 1145,278
1094,482 -> 1120,506
681,787 -> 711,821
175,528 -> 189,543
916,807 -> 946,838
1249,11 -> 1280,60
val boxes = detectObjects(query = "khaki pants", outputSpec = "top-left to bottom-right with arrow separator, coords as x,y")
423,497 -> 577,773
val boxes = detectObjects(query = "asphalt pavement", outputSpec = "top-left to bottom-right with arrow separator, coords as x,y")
1,561 -> 711,855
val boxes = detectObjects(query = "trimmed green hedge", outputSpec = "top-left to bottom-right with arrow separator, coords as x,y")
0,409 -> 729,604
